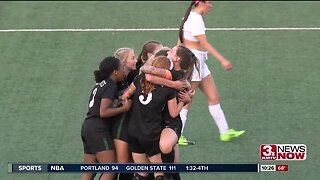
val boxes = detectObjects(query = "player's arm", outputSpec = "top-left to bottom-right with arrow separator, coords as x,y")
140,65 -> 172,80
100,98 -> 132,118
141,65 -> 191,90
145,74 -> 189,91
122,83 -> 136,100
188,89 -> 195,98
167,98 -> 185,118
196,34 -> 232,70
178,90 -> 192,105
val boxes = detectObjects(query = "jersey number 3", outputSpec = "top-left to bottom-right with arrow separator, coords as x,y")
139,93 -> 152,105
89,88 -> 98,108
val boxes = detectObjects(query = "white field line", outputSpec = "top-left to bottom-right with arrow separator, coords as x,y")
0,27 -> 320,32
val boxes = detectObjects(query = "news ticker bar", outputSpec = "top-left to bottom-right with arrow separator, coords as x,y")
8,163 -> 288,173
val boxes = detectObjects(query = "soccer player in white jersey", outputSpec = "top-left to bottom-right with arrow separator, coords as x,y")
178,0 -> 245,143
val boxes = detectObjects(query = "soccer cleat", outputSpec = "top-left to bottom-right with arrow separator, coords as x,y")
220,129 -> 245,142
178,135 -> 196,145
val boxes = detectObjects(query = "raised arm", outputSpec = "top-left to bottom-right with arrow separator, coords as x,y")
141,65 -> 190,91
145,74 -> 189,91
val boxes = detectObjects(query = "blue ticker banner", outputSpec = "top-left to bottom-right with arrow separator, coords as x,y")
9,163 -> 259,173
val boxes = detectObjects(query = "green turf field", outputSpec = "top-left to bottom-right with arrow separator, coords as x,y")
0,1 -> 319,180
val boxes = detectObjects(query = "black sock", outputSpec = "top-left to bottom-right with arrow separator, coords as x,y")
172,173 -> 181,180
164,173 -> 173,180
118,173 -> 134,180
161,149 -> 175,163
164,173 -> 181,180
147,173 -> 155,180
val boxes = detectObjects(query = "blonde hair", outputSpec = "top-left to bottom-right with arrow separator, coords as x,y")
114,47 -> 134,64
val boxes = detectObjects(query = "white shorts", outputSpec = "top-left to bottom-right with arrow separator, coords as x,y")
190,49 -> 211,81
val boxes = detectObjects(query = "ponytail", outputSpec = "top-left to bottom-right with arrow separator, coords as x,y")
179,1 -> 195,43
176,45 -> 200,81
93,56 -> 120,83
94,70 -> 107,83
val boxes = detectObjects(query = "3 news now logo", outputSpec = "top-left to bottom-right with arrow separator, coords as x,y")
260,144 -> 307,160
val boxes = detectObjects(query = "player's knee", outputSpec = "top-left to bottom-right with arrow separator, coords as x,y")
208,96 -> 219,105
159,141 -> 172,154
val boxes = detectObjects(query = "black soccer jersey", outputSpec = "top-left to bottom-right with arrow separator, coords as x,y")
116,77 -> 129,95
162,70 -> 185,124
86,79 -> 117,120
170,70 -> 184,81
110,77 -> 130,141
112,77 -> 129,108
127,74 -> 177,142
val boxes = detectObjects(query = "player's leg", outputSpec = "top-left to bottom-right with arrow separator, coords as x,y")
81,122 -> 98,180
199,73 -> 245,141
148,153 -> 164,179
114,139 -> 129,163
113,114 -> 130,163
179,81 -> 199,145
159,128 -> 178,154
160,127 -> 176,180
96,150 -> 116,180
112,114 -> 134,180
82,154 -> 97,180
114,139 -> 132,180
92,132 -> 116,180
160,123 -> 181,180
163,145 -> 181,180
132,153 -> 151,178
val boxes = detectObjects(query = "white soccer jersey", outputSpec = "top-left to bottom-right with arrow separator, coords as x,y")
183,11 -> 206,42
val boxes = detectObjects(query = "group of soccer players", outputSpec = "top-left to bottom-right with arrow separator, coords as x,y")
81,42 -> 197,180
81,1 -> 245,180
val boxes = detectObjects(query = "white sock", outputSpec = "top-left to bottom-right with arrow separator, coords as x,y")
208,104 -> 229,134
179,108 -> 188,134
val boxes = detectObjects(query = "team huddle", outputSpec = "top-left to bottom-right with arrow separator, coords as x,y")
80,1 -> 245,180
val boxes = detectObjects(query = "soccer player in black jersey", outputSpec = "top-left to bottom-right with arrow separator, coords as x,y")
140,45 -> 198,180
122,56 -> 186,180
112,47 -> 137,180
81,56 -> 132,180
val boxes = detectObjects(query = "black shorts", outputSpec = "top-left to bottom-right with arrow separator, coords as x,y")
81,118 -> 115,154
111,113 -> 129,142
128,134 -> 161,157
163,116 -> 182,139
